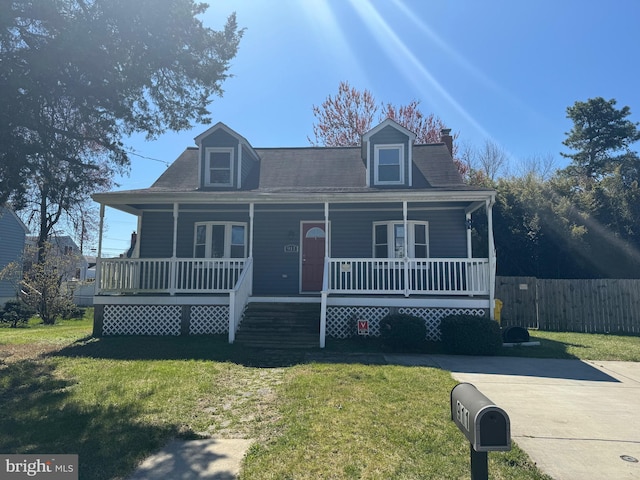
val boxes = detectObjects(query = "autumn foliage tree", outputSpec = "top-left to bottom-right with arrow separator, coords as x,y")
309,81 -> 458,152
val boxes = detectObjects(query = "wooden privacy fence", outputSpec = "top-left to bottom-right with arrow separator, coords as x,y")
495,276 -> 640,334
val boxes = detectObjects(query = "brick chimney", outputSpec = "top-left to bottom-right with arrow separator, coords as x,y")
126,231 -> 137,258
440,128 -> 453,156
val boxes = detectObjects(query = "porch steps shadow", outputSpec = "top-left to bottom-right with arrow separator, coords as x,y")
235,302 -> 321,349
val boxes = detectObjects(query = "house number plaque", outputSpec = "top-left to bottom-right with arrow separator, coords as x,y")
284,244 -> 299,253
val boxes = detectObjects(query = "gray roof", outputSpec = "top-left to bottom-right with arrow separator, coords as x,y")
148,143 -> 470,194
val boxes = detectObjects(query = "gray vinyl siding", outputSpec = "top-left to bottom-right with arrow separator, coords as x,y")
0,210 -> 27,302
252,208 -> 325,295
138,205 -> 468,295
176,210 -> 251,257
139,212 -> 174,258
139,209 -> 253,258
368,125 -> 411,187
329,207 -> 466,258
240,144 -> 256,187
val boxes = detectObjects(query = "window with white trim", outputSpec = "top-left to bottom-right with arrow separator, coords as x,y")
205,147 -> 234,186
374,144 -> 404,185
373,221 -> 429,258
194,222 -> 247,258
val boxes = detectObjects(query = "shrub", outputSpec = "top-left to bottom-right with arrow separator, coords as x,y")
60,302 -> 86,320
0,299 -> 36,328
380,313 -> 426,352
439,314 -> 502,355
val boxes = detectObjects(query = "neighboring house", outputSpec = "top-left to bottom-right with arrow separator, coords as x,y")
0,206 -> 30,306
92,119 -> 497,346
26,235 -> 89,282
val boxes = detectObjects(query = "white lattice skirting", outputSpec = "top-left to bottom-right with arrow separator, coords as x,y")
103,305 -> 181,335
327,306 -> 486,341
189,305 -> 229,334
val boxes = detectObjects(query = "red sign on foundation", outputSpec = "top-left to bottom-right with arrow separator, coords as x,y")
357,319 -> 369,336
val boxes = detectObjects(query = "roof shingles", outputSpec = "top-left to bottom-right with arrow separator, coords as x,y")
147,143 -> 466,194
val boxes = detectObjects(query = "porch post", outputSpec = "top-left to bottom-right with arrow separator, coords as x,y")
324,202 -> 329,258
320,202 -> 330,348
403,201 -> 409,297
466,212 -> 473,258
169,203 -> 179,295
95,203 -> 105,295
249,202 -> 254,259
487,198 -> 496,319
172,203 -> 179,258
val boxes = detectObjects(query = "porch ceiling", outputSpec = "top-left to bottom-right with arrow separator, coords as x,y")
93,189 -> 495,215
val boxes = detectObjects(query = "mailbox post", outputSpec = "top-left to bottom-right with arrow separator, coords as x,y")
451,383 -> 511,480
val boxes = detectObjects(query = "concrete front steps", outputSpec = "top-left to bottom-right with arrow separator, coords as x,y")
234,302 -> 321,349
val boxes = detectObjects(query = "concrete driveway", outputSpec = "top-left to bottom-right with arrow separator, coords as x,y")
427,356 -> 640,480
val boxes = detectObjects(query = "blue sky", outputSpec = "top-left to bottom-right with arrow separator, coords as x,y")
98,0 -> 640,256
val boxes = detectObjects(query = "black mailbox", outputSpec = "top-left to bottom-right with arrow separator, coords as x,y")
450,383 -> 511,452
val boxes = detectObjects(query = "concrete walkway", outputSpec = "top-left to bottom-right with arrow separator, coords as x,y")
127,438 -> 253,480
422,356 -> 640,480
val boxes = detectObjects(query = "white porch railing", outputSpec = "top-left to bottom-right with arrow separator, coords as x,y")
97,258 -> 246,294
328,258 -> 490,295
229,257 -> 253,343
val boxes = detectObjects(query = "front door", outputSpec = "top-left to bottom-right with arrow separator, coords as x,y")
301,222 -> 326,292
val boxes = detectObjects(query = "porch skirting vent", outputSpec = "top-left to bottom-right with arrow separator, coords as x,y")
103,305 -> 182,336
100,304 -> 231,336
189,305 -> 230,334
326,306 -> 486,342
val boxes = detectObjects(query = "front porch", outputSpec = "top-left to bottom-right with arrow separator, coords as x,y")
93,255 -> 492,346
97,256 -> 490,297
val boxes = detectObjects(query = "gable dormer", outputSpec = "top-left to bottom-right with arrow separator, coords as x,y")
194,122 -> 259,190
362,118 -> 416,188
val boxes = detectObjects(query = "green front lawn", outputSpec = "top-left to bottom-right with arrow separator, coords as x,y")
500,330 -> 640,361
3,311 -> 637,479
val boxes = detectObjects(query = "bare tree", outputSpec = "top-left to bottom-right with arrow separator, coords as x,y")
515,153 -> 558,181
469,139 -> 510,182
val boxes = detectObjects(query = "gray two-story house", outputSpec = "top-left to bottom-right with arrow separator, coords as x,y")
0,206 -> 29,306
92,119 -> 497,347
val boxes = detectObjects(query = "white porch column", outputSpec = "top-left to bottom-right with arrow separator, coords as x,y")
403,201 -> 409,297
320,202 -> 330,348
249,202 -> 255,258
172,203 -> 179,258
324,202 -> 329,258
487,198 -> 496,319
95,203 -> 105,295
466,212 -> 473,258
169,203 -> 179,295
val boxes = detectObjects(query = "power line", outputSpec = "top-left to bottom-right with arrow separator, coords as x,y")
125,149 -> 171,167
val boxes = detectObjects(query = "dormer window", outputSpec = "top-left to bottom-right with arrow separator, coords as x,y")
205,147 -> 234,187
374,144 -> 404,185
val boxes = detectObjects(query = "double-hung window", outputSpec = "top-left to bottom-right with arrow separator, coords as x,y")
373,221 -> 429,258
205,147 -> 234,187
194,222 -> 247,258
374,144 -> 404,185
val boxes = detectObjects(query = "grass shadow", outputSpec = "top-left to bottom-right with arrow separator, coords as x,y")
55,335 -> 316,367
55,335 -> 446,367
497,334 -> 580,359
0,359 -> 195,480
